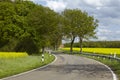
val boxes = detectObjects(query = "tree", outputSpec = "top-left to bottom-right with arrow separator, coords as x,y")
0,2 -> 25,41
77,11 -> 98,53
62,9 -> 81,53
27,5 -> 59,53
0,1 -> 37,52
0,1 -> 35,40
62,9 -> 98,53
0,0 -> 12,2
49,14 -> 64,50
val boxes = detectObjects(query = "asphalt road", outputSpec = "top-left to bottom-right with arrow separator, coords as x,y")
3,54 -> 113,80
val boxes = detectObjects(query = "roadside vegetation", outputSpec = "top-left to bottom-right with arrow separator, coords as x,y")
0,53 -> 55,79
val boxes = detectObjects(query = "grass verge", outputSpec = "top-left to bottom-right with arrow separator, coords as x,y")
0,53 -> 55,79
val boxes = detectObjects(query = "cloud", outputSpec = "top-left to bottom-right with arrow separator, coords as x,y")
98,36 -> 108,40
84,0 -> 103,7
31,0 -> 120,41
45,0 -> 66,12
96,26 -> 120,41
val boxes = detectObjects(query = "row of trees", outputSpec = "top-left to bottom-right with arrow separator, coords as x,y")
62,9 -> 98,53
64,41 -> 120,48
0,0 -> 98,54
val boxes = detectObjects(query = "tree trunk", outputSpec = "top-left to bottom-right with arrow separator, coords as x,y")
70,36 -> 75,53
42,46 -> 45,54
54,38 -> 59,51
55,40 -> 58,51
79,37 -> 83,53
54,41 -> 58,51
54,45 -> 57,51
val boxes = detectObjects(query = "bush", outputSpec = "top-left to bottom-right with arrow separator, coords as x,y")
0,39 -> 8,48
14,38 -> 39,55
0,39 -> 18,52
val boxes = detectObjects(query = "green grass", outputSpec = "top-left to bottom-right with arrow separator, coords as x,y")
0,53 -> 55,79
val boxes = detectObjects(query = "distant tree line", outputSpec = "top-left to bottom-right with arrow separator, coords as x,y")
64,41 -> 120,48
0,0 -> 98,54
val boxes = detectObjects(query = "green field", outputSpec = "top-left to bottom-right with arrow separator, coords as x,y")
0,53 -> 55,78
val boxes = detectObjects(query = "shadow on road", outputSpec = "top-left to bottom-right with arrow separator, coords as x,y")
36,64 -> 110,76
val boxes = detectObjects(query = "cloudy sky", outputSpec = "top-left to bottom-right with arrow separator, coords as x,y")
31,0 -> 120,41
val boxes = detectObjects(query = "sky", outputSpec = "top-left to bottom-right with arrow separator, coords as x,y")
31,0 -> 120,41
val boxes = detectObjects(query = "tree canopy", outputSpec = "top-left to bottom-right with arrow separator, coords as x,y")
0,0 -> 98,54
62,9 -> 98,53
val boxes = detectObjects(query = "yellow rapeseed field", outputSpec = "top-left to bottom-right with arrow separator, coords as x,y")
62,48 -> 120,55
0,52 -> 28,58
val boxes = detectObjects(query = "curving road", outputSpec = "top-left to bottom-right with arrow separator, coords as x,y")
3,54 -> 113,80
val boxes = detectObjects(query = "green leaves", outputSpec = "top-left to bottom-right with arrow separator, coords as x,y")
62,9 -> 98,52
27,5 -> 61,48
0,1 -> 35,40
0,1 -> 37,53
0,1 -> 98,53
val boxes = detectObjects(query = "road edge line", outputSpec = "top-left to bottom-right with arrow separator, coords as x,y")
94,60 -> 118,80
